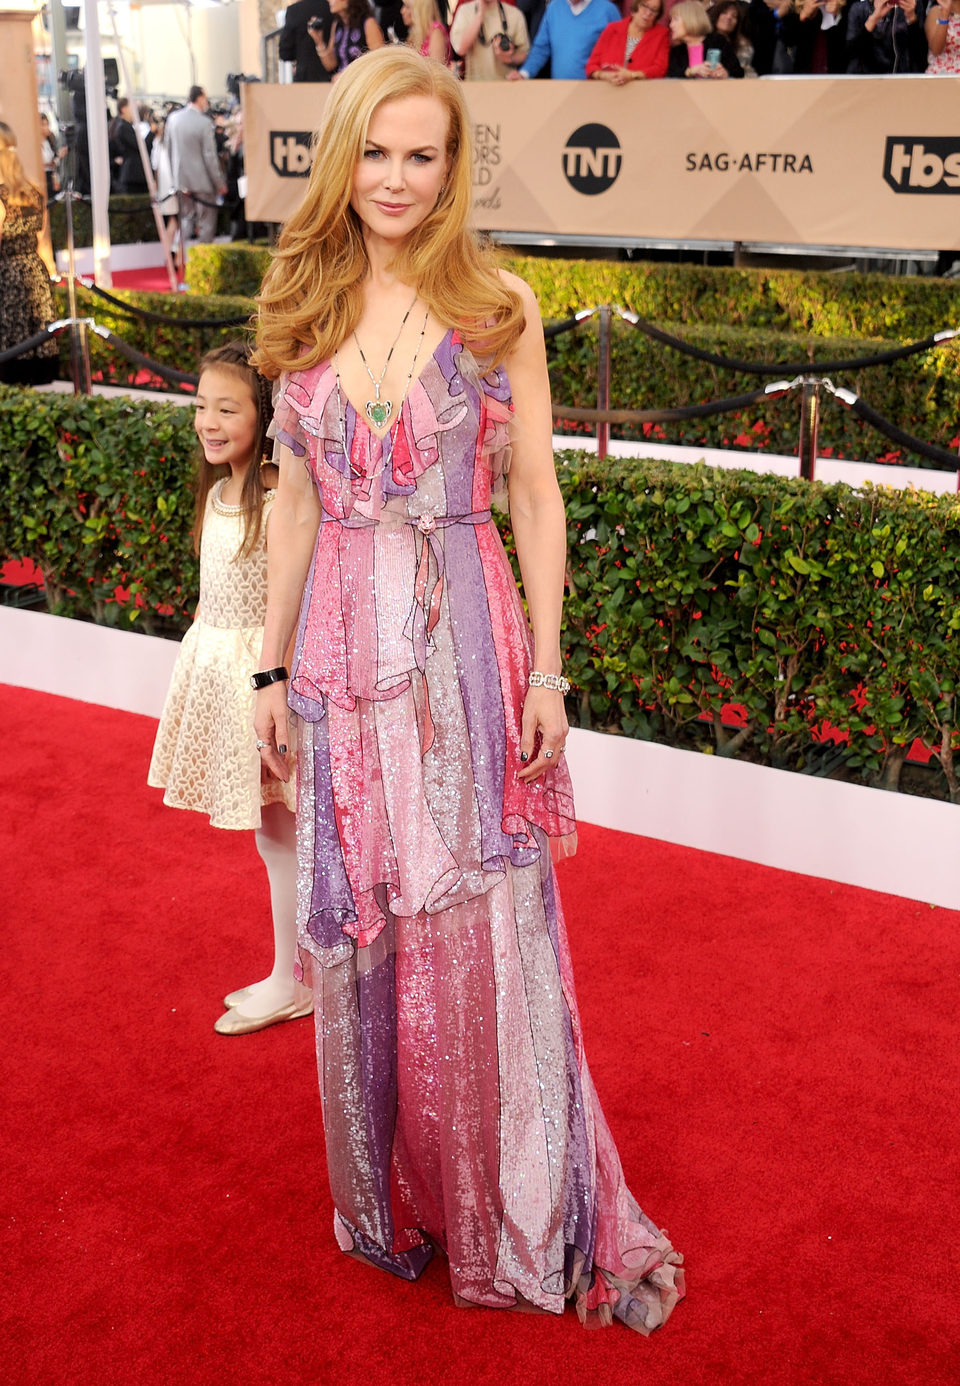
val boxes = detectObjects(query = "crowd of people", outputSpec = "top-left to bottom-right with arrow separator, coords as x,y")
278,0 -> 960,79
39,83 -> 256,248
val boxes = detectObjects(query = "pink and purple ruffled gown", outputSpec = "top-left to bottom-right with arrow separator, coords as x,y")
274,328 -> 685,1333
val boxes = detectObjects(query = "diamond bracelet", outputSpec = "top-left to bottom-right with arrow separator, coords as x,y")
528,670 -> 571,695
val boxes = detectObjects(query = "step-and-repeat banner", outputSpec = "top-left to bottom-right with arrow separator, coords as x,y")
243,76 -> 960,251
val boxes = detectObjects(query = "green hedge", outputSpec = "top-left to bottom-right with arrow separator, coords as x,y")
0,386 -> 198,633
183,243 -> 960,339
549,451 -> 959,801
49,195 -> 163,251
49,283 -> 960,466
2,386 -> 957,799
48,195 -> 236,251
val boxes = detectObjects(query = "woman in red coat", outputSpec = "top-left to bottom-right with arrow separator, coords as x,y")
586,0 -> 669,82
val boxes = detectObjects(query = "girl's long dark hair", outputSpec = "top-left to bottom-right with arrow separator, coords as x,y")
193,340 -> 274,559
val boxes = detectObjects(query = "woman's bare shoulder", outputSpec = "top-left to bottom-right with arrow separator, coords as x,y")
496,268 -> 541,318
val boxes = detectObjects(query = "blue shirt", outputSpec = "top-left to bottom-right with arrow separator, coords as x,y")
521,0 -> 621,80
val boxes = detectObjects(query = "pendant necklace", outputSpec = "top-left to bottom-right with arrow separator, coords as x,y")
354,292 -> 418,429
334,306 -> 430,462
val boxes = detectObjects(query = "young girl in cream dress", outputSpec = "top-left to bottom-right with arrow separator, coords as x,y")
149,341 -> 312,1035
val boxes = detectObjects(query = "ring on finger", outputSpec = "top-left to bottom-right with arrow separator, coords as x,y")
256,738 -> 271,751
544,749 -> 554,760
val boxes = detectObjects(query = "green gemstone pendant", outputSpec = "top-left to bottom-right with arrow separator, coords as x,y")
365,398 -> 392,428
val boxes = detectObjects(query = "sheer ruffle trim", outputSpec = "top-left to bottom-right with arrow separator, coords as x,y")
569,1235 -> 685,1334
275,337 -> 513,520
299,835 -> 568,965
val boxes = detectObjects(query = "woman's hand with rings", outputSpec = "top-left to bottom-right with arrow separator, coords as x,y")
254,680 -> 291,782
518,685 -> 568,782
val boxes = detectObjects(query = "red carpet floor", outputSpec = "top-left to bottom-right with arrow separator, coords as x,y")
2,683 -> 959,1386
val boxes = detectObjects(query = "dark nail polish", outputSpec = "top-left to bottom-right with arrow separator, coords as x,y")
278,744 -> 287,754
520,751 -> 528,763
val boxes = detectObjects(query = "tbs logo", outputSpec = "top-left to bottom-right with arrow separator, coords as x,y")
270,131 -> 312,178
883,138 -> 960,194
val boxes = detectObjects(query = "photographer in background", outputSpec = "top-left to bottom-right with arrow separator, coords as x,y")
451,0 -> 531,77
278,0 -> 334,80
846,0 -> 929,70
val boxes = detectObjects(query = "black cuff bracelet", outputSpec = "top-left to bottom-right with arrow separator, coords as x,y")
250,666 -> 289,690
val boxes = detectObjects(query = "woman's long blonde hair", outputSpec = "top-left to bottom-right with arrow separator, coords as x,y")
0,121 -> 43,210
253,47 -> 524,379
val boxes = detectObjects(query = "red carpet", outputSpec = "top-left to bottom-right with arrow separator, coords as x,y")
110,266 -> 178,294
2,683 -> 958,1386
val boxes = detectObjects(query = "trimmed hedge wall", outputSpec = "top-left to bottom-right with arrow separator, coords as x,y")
2,386 -> 957,800
48,195 -> 233,251
58,281 -> 960,467
549,319 -> 960,467
182,242 -> 960,340
50,195 -> 165,251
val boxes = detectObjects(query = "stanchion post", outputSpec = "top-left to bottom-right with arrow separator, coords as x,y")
63,188 -> 91,395
596,305 -> 611,461
798,377 -> 820,481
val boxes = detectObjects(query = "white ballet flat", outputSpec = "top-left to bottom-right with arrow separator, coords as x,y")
214,995 -> 314,1036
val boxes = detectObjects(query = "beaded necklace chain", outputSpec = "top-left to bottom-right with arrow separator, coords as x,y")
334,307 -> 430,466
353,293 -> 418,429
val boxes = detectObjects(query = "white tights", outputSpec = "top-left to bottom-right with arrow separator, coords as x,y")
233,802 -> 310,1019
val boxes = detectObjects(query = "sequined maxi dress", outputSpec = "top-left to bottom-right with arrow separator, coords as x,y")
274,329 -> 685,1333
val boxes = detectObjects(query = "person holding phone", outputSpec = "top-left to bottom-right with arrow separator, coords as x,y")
450,0 -> 530,77
586,0 -> 671,83
845,0 -> 928,72
667,0 -> 744,75
925,0 -> 960,70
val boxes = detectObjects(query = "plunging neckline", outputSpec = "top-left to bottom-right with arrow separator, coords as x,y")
338,326 -> 455,442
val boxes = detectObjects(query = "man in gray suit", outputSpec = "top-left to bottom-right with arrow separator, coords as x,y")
166,86 -> 225,244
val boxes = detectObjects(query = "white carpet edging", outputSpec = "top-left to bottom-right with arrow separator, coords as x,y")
2,604 -> 957,911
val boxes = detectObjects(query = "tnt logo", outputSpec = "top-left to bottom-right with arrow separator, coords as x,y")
883,138 -> 960,194
562,124 -> 622,196
270,131 -> 312,178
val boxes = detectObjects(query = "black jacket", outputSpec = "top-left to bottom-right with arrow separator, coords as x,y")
779,7 -> 849,72
278,0 -> 333,82
845,0 -> 928,72
116,119 -> 148,193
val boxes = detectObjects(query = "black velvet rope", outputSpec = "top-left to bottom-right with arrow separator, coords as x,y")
0,327 -> 60,365
626,317 -> 956,377
97,330 -> 199,387
552,387 -> 782,426
75,279 -> 251,330
844,397 -> 960,470
543,315 -> 585,341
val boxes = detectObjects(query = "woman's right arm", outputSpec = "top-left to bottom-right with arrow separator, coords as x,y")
255,438 -> 322,781
315,21 -> 340,71
926,1 -> 952,54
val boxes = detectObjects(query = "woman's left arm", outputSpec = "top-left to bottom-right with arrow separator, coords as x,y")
501,273 -> 569,782
365,16 -> 386,48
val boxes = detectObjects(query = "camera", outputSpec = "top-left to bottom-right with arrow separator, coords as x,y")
58,63 -> 118,100
494,32 -> 512,52
307,15 -> 324,30
226,72 -> 259,99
